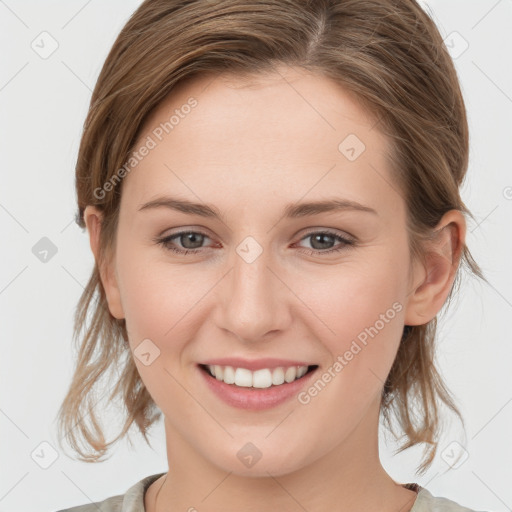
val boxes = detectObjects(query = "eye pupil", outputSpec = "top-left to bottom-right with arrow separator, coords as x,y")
311,233 -> 334,250
181,232 -> 204,249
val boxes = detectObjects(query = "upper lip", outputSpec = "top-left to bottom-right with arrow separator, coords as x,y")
199,357 -> 316,371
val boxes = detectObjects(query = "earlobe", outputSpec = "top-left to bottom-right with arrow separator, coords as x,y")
404,211 -> 465,326
83,205 -> 125,320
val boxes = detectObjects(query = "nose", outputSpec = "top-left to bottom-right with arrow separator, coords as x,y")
215,246 -> 292,343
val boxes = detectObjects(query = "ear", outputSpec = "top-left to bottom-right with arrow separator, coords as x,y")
83,205 -> 125,320
404,210 -> 466,326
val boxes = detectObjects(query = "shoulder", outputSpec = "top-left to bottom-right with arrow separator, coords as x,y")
54,472 -> 166,512
411,486 -> 489,512
55,494 -> 123,512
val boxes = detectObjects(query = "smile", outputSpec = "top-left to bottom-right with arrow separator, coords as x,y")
201,364 -> 317,388
198,362 -> 319,410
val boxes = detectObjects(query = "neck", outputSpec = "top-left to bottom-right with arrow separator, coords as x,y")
148,401 -> 418,512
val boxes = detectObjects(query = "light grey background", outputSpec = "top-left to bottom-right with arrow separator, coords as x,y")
1,1 -> 511,511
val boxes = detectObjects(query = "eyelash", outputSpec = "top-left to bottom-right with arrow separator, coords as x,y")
154,229 -> 355,256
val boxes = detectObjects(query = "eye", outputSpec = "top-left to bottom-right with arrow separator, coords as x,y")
154,228 -> 356,256
295,229 -> 355,256
155,230 -> 214,255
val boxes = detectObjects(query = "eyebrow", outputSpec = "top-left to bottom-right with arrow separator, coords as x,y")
138,196 -> 378,221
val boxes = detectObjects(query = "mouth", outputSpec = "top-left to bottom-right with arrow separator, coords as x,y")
197,362 -> 320,410
198,363 -> 319,389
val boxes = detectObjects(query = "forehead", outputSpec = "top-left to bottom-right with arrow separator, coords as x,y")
144,66 -> 381,147
122,66 -> 403,221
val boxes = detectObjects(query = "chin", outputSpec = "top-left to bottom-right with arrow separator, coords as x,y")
222,456 -> 306,478
201,439 -> 313,478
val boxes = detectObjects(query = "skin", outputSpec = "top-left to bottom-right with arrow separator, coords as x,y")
85,65 -> 465,512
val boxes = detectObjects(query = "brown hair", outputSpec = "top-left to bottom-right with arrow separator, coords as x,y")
57,0 -> 486,474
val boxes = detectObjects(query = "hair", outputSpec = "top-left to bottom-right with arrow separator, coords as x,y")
56,0 -> 487,474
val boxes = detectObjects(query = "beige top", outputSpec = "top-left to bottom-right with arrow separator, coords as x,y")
56,472 -> 486,512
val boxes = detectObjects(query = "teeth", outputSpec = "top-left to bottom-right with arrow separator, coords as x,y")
206,364 -> 310,388
235,368 -> 253,387
284,366 -> 296,383
272,367 -> 285,386
223,366 -> 235,384
297,366 -> 308,378
214,365 -> 224,381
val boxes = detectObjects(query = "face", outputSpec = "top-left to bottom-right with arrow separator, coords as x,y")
88,66 -> 433,477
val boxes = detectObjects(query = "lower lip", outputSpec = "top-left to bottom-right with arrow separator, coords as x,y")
198,365 -> 318,410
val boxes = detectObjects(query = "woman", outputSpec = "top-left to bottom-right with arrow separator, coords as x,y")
56,0 -> 488,510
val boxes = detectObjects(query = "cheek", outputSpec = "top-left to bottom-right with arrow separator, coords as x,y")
114,252 -> 209,408
306,253 -> 406,386
308,256 -> 404,331
294,273 -> 405,443
115,237 -> 211,341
